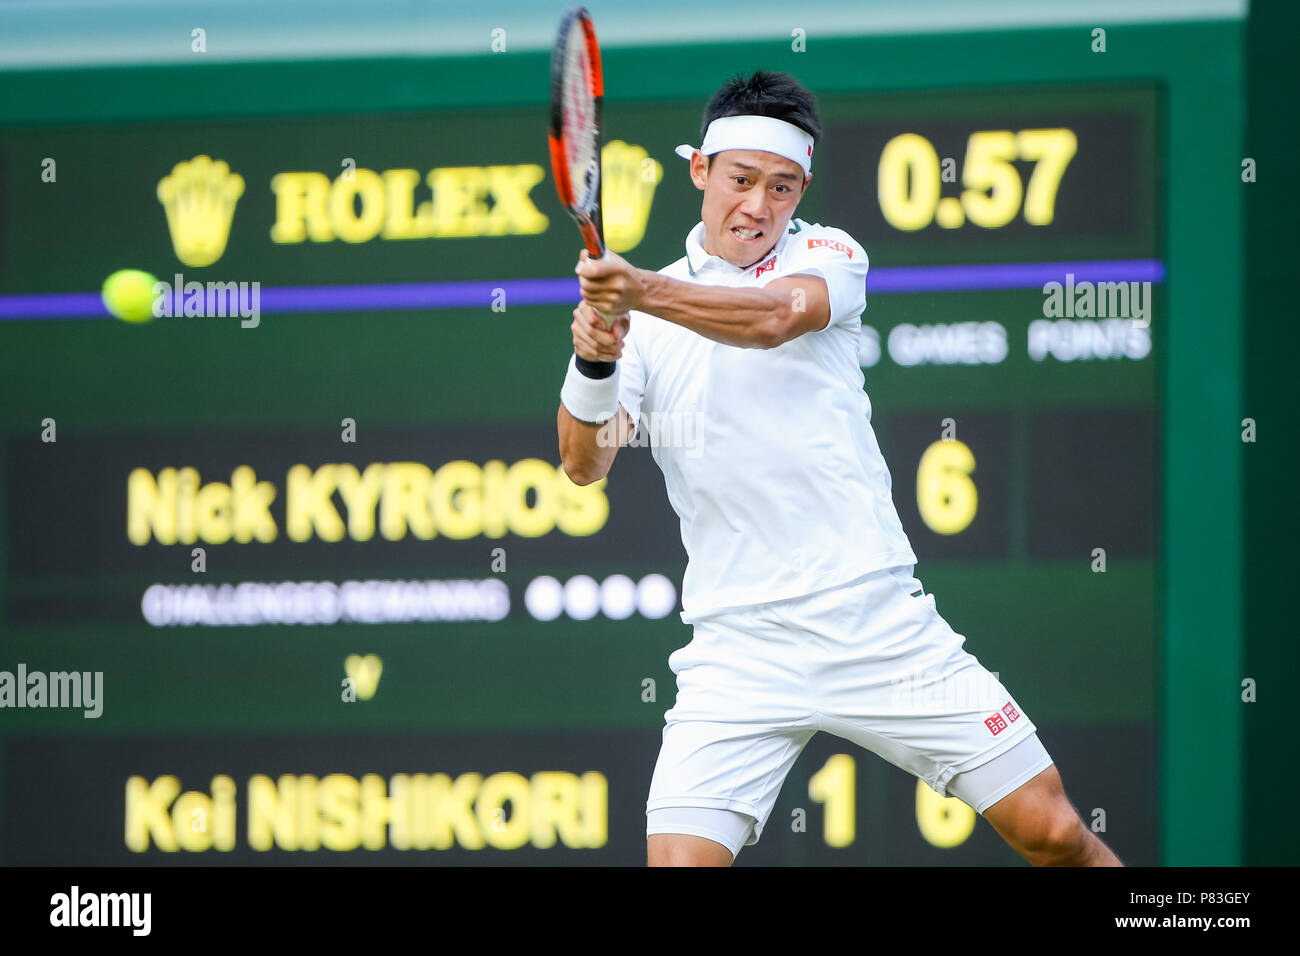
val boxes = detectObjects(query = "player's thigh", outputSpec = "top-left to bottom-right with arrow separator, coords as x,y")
812,566 -> 1043,799
822,662 -> 1041,799
973,754 -> 1085,853
646,717 -> 815,858
948,730 -> 1056,816
646,809 -> 753,866
647,834 -> 734,867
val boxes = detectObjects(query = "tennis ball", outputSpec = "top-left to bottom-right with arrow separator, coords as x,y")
102,269 -> 160,323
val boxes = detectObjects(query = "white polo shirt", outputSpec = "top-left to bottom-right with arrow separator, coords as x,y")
618,217 -> 917,620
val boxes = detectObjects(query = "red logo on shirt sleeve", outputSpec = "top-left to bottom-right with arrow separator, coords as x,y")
755,256 -> 777,277
806,238 -> 853,258
984,713 -> 1008,735
1002,702 -> 1020,723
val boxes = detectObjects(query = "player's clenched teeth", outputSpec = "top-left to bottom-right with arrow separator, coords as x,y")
732,226 -> 762,241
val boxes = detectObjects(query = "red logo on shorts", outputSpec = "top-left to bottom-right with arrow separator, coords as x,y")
985,712 -> 1008,735
1002,702 -> 1020,723
807,238 -> 853,258
755,256 -> 777,277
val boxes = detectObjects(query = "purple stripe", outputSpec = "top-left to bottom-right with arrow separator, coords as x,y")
0,260 -> 1166,321
0,292 -> 108,318
258,279 -> 578,312
868,259 -> 1166,293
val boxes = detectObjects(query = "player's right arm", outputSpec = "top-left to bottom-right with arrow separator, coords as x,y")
557,300 -> 637,486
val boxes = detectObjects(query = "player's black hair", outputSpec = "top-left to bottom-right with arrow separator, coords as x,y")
701,70 -> 822,171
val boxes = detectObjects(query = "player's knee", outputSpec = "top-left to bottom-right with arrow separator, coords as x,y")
1023,807 -> 1089,862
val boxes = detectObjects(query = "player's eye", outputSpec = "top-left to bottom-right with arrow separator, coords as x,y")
733,176 -> 749,186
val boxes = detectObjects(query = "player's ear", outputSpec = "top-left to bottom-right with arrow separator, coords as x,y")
690,152 -> 709,191
802,172 -> 812,195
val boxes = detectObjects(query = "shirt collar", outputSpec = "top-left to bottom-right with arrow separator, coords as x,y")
684,220 -> 800,278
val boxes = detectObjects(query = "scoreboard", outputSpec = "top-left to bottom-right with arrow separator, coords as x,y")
0,20 -> 1243,865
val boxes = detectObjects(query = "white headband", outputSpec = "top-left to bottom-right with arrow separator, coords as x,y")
675,115 -> 814,176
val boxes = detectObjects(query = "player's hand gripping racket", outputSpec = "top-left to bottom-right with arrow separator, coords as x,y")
548,5 -> 613,324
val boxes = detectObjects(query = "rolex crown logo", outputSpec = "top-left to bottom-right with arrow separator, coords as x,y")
600,141 -> 662,254
156,155 -> 245,268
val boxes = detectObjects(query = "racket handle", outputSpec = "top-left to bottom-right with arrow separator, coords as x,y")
580,231 -> 612,324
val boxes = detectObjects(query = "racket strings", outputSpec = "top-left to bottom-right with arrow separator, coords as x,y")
562,26 -> 598,212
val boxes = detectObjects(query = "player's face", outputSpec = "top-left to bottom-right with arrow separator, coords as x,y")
690,149 -> 810,268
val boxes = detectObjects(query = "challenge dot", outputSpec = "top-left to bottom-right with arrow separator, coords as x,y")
524,575 -> 564,621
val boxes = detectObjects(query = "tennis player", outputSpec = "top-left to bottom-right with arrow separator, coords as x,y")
557,70 -> 1122,867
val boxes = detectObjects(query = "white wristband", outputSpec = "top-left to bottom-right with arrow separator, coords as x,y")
560,354 -> 621,424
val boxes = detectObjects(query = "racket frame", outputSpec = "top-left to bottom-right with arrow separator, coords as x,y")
548,5 -> 606,260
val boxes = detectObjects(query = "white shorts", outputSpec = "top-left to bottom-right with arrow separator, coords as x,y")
645,565 -> 1052,859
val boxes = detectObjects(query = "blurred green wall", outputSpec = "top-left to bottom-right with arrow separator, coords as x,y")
1243,0 -> 1300,866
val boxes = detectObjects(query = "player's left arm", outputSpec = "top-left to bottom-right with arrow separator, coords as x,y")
576,247 -> 850,350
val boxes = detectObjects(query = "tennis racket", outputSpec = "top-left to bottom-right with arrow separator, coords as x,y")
548,5 -> 611,323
